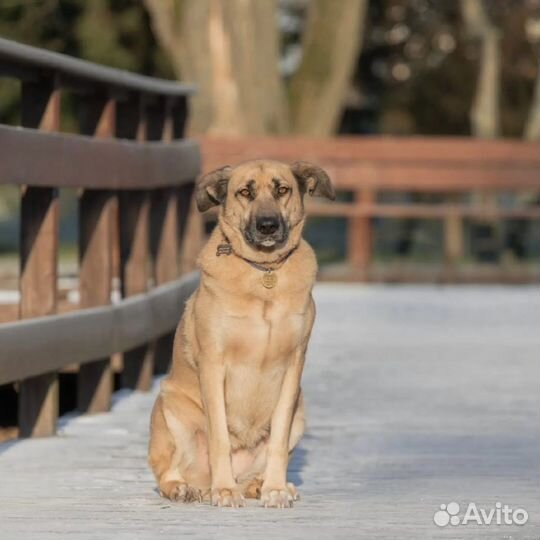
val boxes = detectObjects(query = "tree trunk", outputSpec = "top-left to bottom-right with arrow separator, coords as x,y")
460,1 -> 503,261
525,63 -> 540,140
144,0 -> 288,136
460,0 -> 501,138
288,0 -> 368,136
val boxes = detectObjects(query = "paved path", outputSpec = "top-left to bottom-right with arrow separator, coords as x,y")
1,285 -> 539,539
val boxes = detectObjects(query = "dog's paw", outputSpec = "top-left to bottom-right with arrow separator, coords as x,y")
260,484 -> 296,508
160,481 -> 202,503
211,486 -> 246,508
286,482 -> 300,501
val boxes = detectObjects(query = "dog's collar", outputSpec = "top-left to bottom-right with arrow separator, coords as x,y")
239,248 -> 296,273
216,231 -> 298,288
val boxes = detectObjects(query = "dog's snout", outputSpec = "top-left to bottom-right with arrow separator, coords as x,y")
255,215 -> 279,235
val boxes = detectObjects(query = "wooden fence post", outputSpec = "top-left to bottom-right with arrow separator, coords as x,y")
120,190 -> 153,390
150,98 -> 179,374
179,195 -> 204,274
348,187 -> 374,281
153,187 -> 179,284
169,96 -> 202,276
444,208 -> 464,278
149,98 -> 178,285
18,79 -> 60,437
118,95 -> 154,390
77,97 -> 116,413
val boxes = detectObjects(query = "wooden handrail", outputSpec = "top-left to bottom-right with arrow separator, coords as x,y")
0,125 -> 200,189
0,37 -> 195,97
0,39 -> 202,439
0,273 -> 198,386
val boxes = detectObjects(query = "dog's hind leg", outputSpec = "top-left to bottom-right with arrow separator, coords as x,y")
148,394 -> 208,503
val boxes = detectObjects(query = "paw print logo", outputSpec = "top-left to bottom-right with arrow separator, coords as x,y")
433,502 -> 460,527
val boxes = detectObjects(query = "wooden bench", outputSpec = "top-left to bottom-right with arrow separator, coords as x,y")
200,136 -> 540,281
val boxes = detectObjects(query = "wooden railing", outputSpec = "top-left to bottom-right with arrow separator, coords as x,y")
201,136 -> 540,282
0,39 -> 202,439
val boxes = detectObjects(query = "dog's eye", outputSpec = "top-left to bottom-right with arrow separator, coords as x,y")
277,186 -> 289,196
239,188 -> 250,198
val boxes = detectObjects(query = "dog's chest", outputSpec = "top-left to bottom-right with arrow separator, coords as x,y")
221,296 -> 306,440
223,295 -> 305,366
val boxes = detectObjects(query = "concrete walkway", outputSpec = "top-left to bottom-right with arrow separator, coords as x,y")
1,285 -> 539,539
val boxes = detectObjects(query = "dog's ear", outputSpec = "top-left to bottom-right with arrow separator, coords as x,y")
290,161 -> 335,200
195,166 -> 233,212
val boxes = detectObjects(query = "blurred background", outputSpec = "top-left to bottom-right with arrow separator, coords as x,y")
0,0 -> 540,282
0,1 -> 539,524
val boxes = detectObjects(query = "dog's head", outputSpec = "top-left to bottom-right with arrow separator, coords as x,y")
195,160 -> 334,255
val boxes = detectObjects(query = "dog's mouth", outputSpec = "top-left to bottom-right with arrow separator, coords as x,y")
243,216 -> 289,251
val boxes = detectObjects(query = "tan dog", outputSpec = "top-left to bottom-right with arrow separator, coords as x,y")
148,159 -> 334,508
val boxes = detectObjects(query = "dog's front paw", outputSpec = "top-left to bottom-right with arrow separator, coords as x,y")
211,486 -> 246,508
261,483 -> 297,508
160,481 -> 202,503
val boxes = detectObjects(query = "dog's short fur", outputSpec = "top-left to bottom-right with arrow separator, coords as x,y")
148,159 -> 334,508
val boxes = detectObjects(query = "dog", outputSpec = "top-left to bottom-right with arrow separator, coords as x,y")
148,159 -> 335,508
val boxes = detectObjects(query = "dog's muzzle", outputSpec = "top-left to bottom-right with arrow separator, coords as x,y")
245,214 -> 288,249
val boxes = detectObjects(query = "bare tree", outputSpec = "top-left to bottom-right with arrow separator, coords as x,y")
460,0 -> 501,138
144,0 -> 368,137
524,14 -> 540,140
144,0 -> 288,135
288,0 -> 368,136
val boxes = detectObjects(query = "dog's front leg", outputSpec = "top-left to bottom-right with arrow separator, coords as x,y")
199,363 -> 245,508
261,346 -> 306,508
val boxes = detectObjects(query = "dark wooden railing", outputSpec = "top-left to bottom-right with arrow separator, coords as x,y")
0,38 -> 202,439
201,136 -> 540,282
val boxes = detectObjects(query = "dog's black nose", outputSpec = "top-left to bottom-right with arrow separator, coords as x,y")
256,215 -> 279,235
